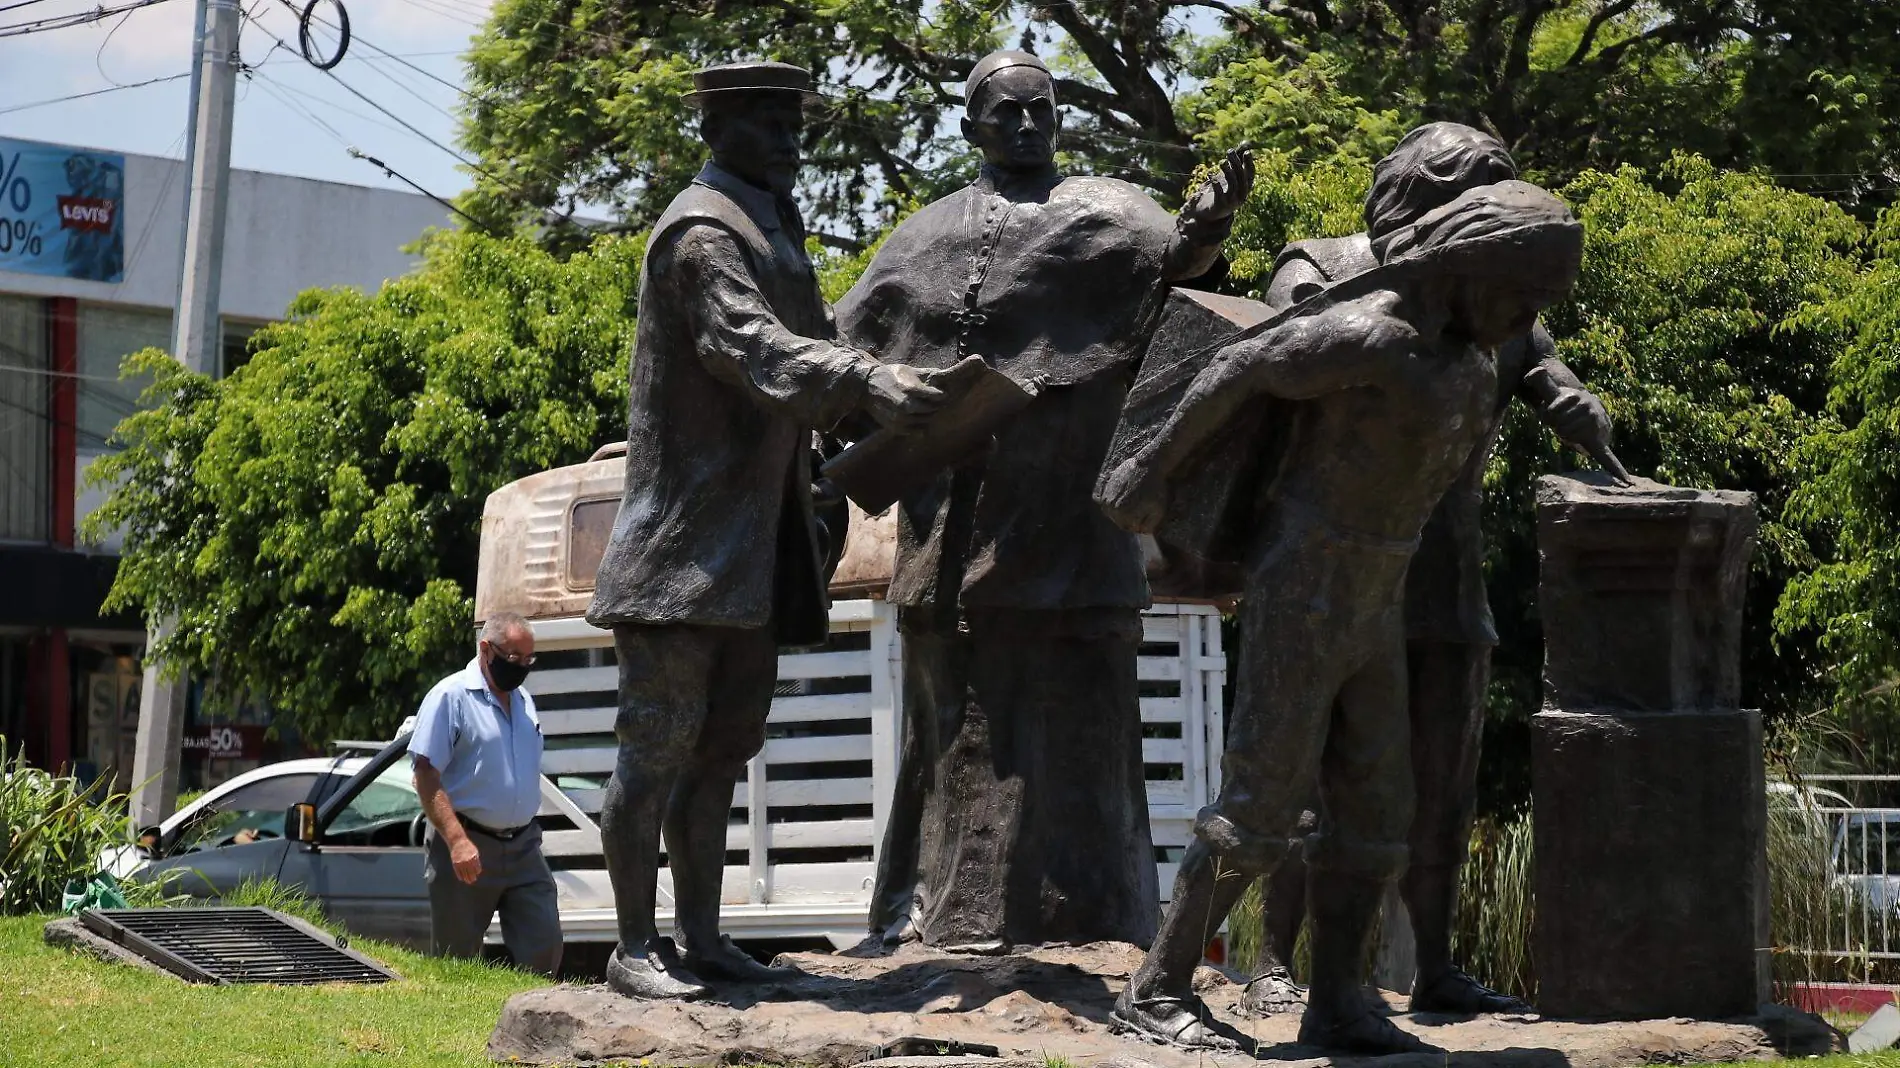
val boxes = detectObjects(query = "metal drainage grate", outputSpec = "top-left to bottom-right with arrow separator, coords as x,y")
78,907 -> 398,985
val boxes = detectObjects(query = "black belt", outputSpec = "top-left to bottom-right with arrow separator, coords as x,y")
458,814 -> 531,841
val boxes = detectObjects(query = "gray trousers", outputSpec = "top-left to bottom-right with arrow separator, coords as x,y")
599,622 -> 778,953
424,821 -> 563,976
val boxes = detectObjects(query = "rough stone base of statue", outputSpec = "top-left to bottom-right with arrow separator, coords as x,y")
487,941 -> 1834,1066
1531,473 -> 1769,1019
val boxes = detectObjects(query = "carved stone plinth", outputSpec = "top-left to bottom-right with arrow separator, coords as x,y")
1531,473 -> 1767,1020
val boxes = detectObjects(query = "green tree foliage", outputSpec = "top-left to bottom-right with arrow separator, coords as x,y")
1483,158 -> 1863,795
1778,210 -> 1900,759
459,0 -> 1900,246
86,233 -> 638,740
460,0 -> 1214,244
1232,1 -> 1900,211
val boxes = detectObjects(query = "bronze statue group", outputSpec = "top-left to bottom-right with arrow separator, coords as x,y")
584,53 -> 1620,1056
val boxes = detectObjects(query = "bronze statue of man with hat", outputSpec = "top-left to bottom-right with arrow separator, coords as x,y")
834,48 -> 1254,952
586,60 -> 955,1000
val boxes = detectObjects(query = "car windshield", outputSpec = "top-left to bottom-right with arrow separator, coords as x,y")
325,755 -> 422,835
1839,817 -> 1900,876
172,773 -> 329,853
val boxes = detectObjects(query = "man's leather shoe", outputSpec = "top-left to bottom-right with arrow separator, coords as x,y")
605,939 -> 711,1000
1297,1004 -> 1440,1054
1410,966 -> 1532,1014
680,934 -> 802,983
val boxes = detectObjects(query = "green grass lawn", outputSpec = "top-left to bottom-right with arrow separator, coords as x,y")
0,914 -> 548,1067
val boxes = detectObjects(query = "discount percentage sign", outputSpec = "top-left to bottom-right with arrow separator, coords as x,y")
0,219 -> 42,257
0,152 -> 27,214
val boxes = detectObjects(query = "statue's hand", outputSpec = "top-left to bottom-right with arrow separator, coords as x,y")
862,363 -> 948,433
1098,456 -> 1168,534
1182,147 -> 1257,227
1545,386 -> 1611,450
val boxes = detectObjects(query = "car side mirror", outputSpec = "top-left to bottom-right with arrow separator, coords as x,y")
135,825 -> 162,857
287,803 -> 319,844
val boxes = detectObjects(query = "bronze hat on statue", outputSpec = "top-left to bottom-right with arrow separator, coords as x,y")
682,61 -> 822,108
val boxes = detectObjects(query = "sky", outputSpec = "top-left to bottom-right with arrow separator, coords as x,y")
2,0 -> 489,200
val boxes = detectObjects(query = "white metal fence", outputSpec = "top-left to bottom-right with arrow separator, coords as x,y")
521,599 -> 1227,946
1786,775 -> 1900,964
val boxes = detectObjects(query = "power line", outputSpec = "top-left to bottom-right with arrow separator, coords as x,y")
246,65 -> 353,144
0,72 -> 191,115
122,125 -> 189,278
243,9 -> 563,215
350,41 -> 466,123
387,0 -> 483,30
0,0 -> 173,38
347,149 -> 495,234
247,49 -> 434,142
0,392 -> 121,448
282,0 -> 474,103
356,37 -> 473,102
244,66 -> 492,233
0,362 -> 149,385
240,9 -> 484,173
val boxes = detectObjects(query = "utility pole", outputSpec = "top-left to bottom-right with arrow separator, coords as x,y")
130,0 -> 240,829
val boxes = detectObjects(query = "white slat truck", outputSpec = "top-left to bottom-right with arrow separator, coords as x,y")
475,444 -> 1230,950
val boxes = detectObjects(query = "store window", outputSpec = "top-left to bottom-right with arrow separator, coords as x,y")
76,303 -> 168,449
74,645 -> 147,791
0,635 -> 27,756
221,320 -> 262,377
0,295 -> 48,542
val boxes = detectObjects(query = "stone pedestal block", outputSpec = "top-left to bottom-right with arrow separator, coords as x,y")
1533,709 -> 1769,1018
1532,473 -> 1767,1020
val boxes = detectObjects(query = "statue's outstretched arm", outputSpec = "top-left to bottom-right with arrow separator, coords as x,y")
1165,147 -> 1255,282
1099,299 -> 1412,531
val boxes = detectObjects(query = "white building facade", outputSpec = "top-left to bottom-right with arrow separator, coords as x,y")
0,135 -> 450,784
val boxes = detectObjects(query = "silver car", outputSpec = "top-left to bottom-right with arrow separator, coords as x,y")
110,734 -> 433,950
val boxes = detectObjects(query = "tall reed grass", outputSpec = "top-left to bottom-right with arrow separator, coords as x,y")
0,737 -> 136,915
1450,813 -> 1535,1000
1222,789 -> 1873,999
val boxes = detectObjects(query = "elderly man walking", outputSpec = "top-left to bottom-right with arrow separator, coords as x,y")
410,609 -> 560,976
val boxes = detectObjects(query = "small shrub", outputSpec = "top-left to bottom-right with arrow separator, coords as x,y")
0,737 -> 135,916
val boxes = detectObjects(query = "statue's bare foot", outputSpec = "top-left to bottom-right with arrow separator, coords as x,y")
1410,966 -> 1531,1014
1112,991 -> 1256,1052
606,939 -> 711,1000
681,934 -> 802,982
1238,964 -> 1306,1016
1298,1002 -> 1439,1055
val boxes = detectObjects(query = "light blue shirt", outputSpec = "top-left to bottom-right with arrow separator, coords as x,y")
408,658 -> 544,830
